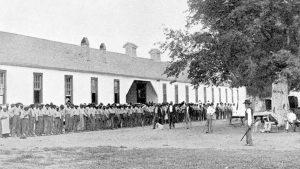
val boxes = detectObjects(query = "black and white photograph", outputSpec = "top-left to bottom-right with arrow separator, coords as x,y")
0,0 -> 300,168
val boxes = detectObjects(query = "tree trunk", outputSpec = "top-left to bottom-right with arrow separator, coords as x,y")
272,75 -> 289,126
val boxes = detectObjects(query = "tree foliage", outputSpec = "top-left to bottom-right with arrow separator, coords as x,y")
161,0 -> 300,97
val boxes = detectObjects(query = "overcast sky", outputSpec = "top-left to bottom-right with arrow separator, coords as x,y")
0,0 -> 188,61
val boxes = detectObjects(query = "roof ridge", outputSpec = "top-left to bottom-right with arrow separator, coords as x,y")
0,31 -> 137,58
0,30 -> 169,63
0,31 -> 187,82
0,30 -> 81,48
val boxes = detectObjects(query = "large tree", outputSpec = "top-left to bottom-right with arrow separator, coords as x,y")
161,0 -> 300,124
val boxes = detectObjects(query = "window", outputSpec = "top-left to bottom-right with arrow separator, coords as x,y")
114,79 -> 120,103
163,83 -> 167,103
175,85 -> 178,104
65,75 -> 73,104
237,89 -> 239,103
185,85 -> 189,103
91,77 -> 98,104
195,87 -> 198,103
33,73 -> 43,104
219,88 -> 222,103
231,88 -> 234,103
211,87 -> 215,103
204,87 -> 207,103
0,70 -> 6,105
225,88 -> 228,103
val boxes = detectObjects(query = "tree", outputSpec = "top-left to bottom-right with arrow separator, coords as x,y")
161,0 -> 300,125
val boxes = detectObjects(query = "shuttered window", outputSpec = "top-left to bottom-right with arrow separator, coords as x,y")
114,79 -> 120,103
204,87 -> 207,103
0,70 -> 6,105
237,89 -> 239,103
219,88 -> 222,103
225,88 -> 228,103
175,85 -> 178,104
163,83 -> 167,103
195,87 -> 198,103
91,77 -> 98,104
212,87 -> 215,103
231,88 -> 234,103
185,85 -> 189,103
33,73 -> 43,104
65,75 -> 73,104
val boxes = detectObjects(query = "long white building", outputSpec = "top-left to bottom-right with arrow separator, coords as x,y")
0,31 -> 246,106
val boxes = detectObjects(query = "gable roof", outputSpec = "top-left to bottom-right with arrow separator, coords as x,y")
0,31 -> 189,82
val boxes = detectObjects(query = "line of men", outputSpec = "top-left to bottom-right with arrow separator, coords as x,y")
0,101 -> 236,138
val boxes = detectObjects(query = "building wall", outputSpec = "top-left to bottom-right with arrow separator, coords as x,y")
0,65 -> 247,107
146,82 -> 158,103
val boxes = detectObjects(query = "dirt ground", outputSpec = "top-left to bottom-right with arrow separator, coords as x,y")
0,119 -> 300,168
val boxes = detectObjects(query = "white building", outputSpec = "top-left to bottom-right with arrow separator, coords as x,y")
0,31 -> 246,106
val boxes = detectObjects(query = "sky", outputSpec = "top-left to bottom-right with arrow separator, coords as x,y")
0,0 -> 189,61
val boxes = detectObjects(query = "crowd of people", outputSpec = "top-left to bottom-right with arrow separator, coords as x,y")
0,101 -> 237,138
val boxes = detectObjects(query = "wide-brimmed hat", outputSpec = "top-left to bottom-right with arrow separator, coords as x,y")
243,100 -> 251,105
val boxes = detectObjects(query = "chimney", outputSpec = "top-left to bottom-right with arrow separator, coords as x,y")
81,37 -> 90,61
123,42 -> 137,57
100,43 -> 106,54
149,48 -> 161,62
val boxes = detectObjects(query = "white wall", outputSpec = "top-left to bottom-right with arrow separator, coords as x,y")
0,65 -> 247,106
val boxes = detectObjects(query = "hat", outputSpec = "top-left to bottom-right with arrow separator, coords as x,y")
243,100 -> 251,105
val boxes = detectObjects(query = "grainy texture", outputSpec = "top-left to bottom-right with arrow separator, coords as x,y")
0,120 -> 299,168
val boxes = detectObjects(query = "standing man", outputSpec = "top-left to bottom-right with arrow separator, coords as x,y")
230,103 -> 237,125
152,104 -> 159,129
43,104 -> 51,135
244,100 -> 253,146
35,104 -> 44,136
215,103 -> 220,120
53,106 -> 61,134
206,103 -> 215,133
220,103 -> 224,119
0,106 -> 10,138
59,105 -> 65,134
90,105 -> 96,131
20,106 -> 29,138
28,104 -> 36,137
108,105 -> 116,130
167,102 -> 175,129
73,105 -> 79,132
183,102 -> 192,129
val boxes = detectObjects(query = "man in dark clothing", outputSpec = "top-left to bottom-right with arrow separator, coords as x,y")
152,104 -> 160,129
167,102 -> 176,129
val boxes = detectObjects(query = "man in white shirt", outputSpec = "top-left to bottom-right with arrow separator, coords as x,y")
244,100 -> 253,146
184,102 -> 192,129
0,106 -> 10,138
53,106 -> 62,134
20,106 -> 29,138
28,104 -> 36,137
206,103 -> 215,133
43,104 -> 52,135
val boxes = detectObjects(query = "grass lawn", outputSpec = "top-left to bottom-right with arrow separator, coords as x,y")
1,120 -> 300,169
1,146 -> 300,169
